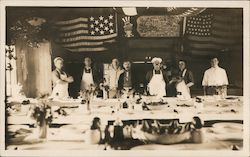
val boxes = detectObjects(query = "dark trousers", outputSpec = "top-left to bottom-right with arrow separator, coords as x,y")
204,86 -> 227,95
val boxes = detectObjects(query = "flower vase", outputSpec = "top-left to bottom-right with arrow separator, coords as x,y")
86,129 -> 102,144
37,118 -> 48,139
191,129 -> 203,143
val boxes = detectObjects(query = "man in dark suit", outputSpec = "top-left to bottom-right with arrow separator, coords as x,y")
118,61 -> 136,91
146,57 -> 168,97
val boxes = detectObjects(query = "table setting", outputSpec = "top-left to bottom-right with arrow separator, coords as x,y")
6,94 -> 243,150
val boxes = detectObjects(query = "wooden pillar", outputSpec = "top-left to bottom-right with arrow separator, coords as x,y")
15,40 -> 52,98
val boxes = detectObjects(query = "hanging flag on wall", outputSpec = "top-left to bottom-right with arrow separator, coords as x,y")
55,13 -> 117,52
184,9 -> 243,55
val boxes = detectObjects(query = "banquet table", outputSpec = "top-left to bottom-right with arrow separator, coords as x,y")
6,95 -> 243,150
7,96 -> 243,125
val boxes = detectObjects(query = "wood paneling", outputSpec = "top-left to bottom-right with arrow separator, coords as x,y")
127,39 -> 177,49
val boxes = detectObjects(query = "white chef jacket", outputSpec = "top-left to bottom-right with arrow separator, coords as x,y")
202,66 -> 229,86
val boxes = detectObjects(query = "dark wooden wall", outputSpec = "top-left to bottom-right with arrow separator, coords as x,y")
8,7 -> 243,97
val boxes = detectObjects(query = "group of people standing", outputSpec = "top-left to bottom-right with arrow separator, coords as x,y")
51,56 -> 228,99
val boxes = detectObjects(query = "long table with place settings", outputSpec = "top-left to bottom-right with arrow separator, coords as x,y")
7,96 -> 243,125
6,95 -> 243,150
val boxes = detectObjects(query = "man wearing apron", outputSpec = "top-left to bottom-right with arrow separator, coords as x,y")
81,57 -> 95,91
176,60 -> 194,99
51,57 -> 74,99
146,57 -> 169,97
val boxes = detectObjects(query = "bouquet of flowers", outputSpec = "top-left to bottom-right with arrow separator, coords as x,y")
28,99 -> 53,126
99,83 -> 110,92
79,84 -> 97,101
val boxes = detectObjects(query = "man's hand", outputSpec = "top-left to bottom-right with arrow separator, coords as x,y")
67,76 -> 74,83
120,69 -> 125,74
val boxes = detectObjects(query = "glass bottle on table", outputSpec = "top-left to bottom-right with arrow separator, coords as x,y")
112,118 -> 124,148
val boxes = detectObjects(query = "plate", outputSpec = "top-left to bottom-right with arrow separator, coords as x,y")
212,123 -> 243,133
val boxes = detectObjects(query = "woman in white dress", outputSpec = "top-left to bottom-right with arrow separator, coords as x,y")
51,57 -> 74,99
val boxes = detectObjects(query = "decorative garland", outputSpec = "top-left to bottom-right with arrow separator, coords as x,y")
9,17 -> 52,48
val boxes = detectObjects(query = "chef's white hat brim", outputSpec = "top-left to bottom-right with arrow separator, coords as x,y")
151,57 -> 162,63
54,57 -> 64,63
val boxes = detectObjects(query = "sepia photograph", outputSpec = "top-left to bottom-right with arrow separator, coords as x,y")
0,0 -> 249,157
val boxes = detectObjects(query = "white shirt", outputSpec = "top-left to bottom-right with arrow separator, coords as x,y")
106,65 -> 123,89
202,66 -> 229,86
181,69 -> 187,77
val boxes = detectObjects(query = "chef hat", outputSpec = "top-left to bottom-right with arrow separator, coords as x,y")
151,57 -> 162,64
54,57 -> 64,63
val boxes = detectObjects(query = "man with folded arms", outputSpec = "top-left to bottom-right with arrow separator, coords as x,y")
51,57 -> 74,99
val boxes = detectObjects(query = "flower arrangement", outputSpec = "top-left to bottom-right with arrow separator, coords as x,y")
79,84 -> 98,112
79,84 -> 97,101
99,82 -> 110,99
28,99 -> 53,126
99,83 -> 110,92
27,97 -> 52,138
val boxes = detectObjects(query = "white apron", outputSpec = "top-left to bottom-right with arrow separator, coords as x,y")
51,73 -> 69,99
148,70 -> 166,97
81,70 -> 94,91
176,80 -> 191,100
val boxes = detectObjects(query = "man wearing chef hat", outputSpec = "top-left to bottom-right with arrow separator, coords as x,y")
146,57 -> 169,97
51,57 -> 74,99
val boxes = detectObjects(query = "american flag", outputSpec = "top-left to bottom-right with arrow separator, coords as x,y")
184,9 -> 243,55
55,14 -> 117,52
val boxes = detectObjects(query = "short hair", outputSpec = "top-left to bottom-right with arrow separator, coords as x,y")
112,58 -> 119,62
178,59 -> 187,64
84,57 -> 92,61
210,56 -> 219,61
211,57 -> 218,60
123,60 -> 131,64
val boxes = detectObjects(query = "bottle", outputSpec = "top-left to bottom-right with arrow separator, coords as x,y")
112,118 -> 124,144
86,117 -> 102,144
191,116 -> 203,143
103,125 -> 111,145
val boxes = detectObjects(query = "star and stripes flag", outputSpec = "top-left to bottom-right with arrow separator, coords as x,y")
55,14 -> 117,52
183,9 -> 243,55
